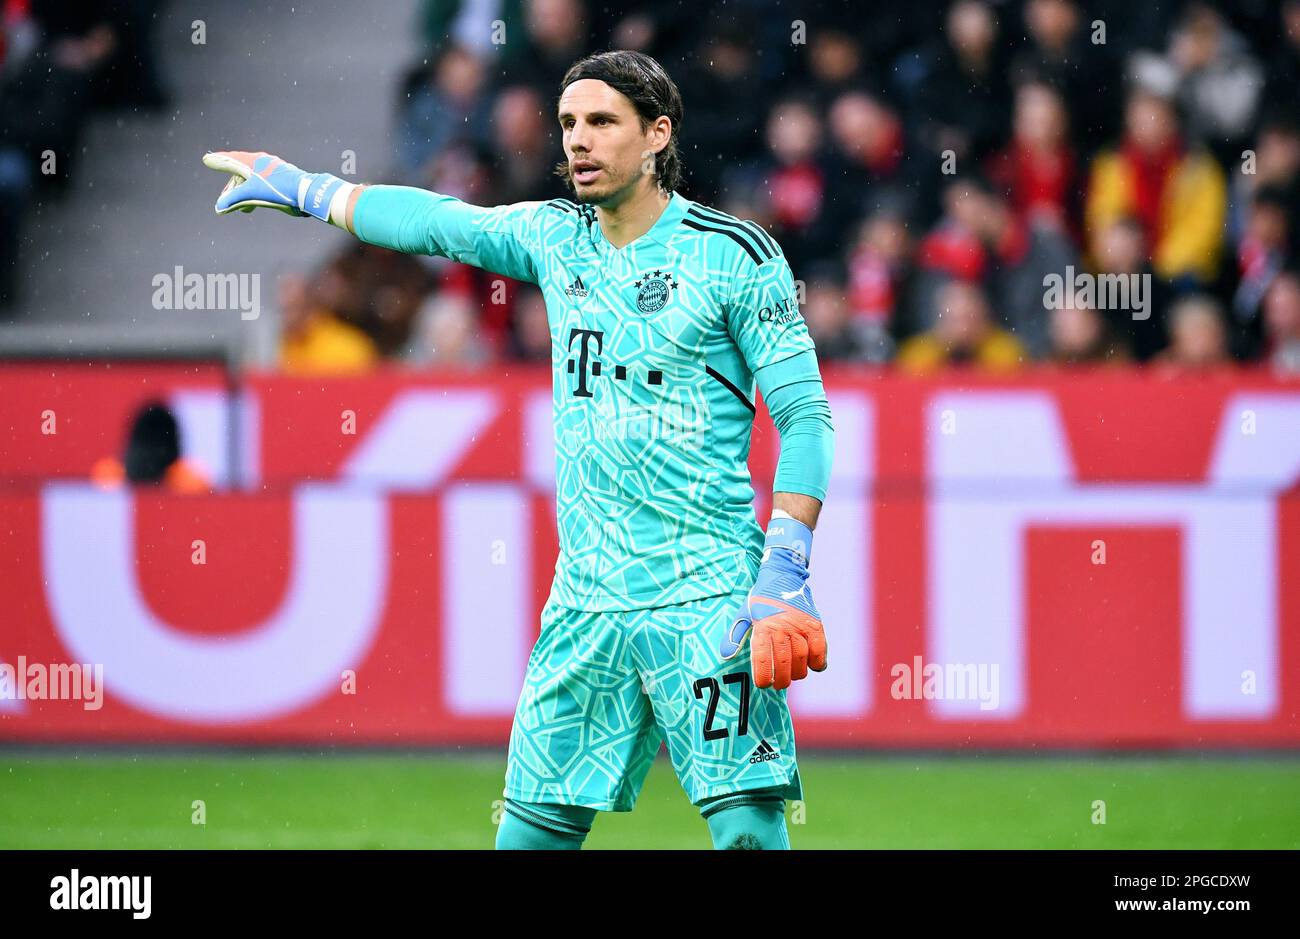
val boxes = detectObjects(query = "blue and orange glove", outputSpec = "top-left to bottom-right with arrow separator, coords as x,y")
201,150 -> 354,223
720,513 -> 828,689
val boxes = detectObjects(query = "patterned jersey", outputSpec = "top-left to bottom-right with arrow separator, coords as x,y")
359,188 -> 819,610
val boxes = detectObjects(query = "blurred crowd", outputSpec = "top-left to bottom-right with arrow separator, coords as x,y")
0,0 -> 170,311
3,1 -> 1300,376
16,0 -> 1276,378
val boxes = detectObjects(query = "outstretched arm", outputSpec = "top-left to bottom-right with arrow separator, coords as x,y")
341,185 -> 366,234
203,151 -> 540,283
202,151 -> 360,225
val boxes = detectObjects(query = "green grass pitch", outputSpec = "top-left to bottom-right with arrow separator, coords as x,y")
2,752 -> 1297,849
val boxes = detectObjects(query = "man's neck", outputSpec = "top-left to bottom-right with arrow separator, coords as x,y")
595,183 -> 672,249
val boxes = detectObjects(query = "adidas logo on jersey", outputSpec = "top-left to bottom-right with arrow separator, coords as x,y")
749,739 -> 780,764
565,276 -> 588,298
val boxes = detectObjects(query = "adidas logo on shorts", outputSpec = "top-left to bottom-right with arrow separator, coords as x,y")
748,739 -> 780,764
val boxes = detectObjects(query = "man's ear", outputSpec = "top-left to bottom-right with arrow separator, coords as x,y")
650,115 -> 672,154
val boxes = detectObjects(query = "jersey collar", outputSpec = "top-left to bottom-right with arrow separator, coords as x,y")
590,190 -> 689,253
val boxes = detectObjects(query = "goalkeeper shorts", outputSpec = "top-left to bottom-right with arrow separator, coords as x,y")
503,585 -> 803,812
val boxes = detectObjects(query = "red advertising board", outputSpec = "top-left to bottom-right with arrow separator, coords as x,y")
1,365 -> 1298,747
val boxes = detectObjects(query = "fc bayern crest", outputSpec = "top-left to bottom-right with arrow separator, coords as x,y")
634,269 -> 677,314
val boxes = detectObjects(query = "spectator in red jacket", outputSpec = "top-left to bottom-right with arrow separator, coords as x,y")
846,208 -> 917,345
915,173 -> 1077,358
757,96 -> 831,273
986,79 -> 1080,239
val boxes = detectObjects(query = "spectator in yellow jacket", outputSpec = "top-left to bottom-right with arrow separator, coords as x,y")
897,279 -> 1027,373
278,272 -> 378,375
1085,88 -> 1226,285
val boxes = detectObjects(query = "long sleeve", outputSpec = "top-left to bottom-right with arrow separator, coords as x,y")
352,184 -> 542,284
722,245 -> 834,502
759,352 -> 835,503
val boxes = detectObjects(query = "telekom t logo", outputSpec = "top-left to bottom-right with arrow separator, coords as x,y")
566,328 -> 604,398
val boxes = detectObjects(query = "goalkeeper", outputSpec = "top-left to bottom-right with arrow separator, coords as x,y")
204,50 -> 834,851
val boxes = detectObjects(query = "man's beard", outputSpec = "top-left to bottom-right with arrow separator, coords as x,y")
553,158 -> 645,205
573,166 -> 633,206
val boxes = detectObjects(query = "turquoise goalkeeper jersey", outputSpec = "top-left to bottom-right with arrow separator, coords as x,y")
354,187 -> 825,611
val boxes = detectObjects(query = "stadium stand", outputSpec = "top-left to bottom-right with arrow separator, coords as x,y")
3,0 -> 1300,375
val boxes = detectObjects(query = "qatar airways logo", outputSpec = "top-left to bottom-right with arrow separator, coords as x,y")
758,294 -> 801,324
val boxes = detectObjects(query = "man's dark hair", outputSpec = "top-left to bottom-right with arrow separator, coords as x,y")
555,50 -> 684,194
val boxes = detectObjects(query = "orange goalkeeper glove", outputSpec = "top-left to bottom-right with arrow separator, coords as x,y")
720,513 -> 828,689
